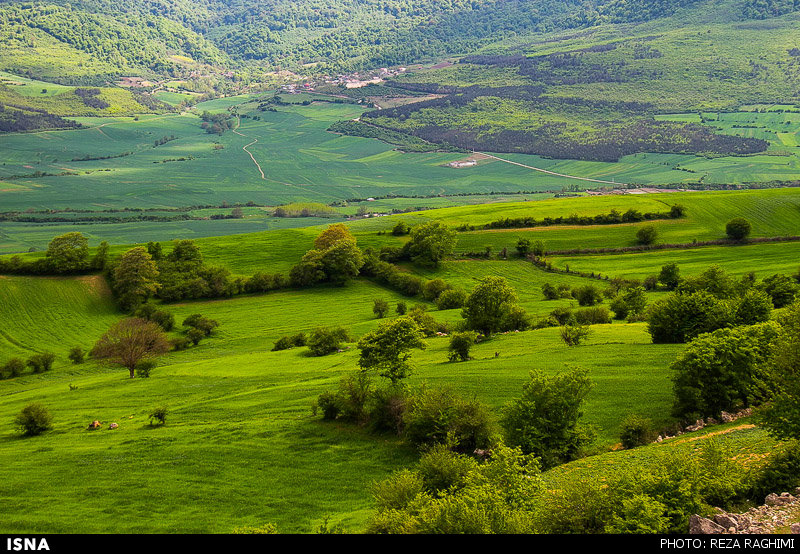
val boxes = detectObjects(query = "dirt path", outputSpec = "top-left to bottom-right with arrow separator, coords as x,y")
232,118 -> 265,180
477,152 -> 628,186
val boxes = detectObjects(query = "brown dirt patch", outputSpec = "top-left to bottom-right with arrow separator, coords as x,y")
670,424 -> 757,445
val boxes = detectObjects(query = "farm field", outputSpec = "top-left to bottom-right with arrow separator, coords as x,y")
3,89 -> 800,255
550,240 -> 800,281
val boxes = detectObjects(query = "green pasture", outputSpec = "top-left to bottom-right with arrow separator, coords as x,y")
550,240 -> 800,281
0,275 -> 121,360
0,269 -> 683,532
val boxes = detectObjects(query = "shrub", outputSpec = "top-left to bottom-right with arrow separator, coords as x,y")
187,327 -> 205,346
560,324 -> 590,346
748,441 -> 800,502
636,225 -> 658,245
422,278 -> 450,301
416,442 -> 478,493
610,287 -> 647,320
604,495 -> 671,534
643,275 -> 660,291
14,403 -> 53,436
550,306 -> 575,326
389,272 -> 425,296
334,371 -> 374,424
373,298 -> 390,318
659,263 -> 681,290
183,314 -> 219,336
406,305 -> 442,337
760,274 -> 799,308
671,322 -> 780,419
366,384 -> 409,434
27,352 -> 55,373
149,406 -> 168,426
68,346 -> 85,364
619,415 -> 657,449
171,337 -> 191,351
541,283 -> 560,300
272,336 -> 295,351
448,331 -> 478,362
435,288 -> 467,310
502,305 -> 532,331
308,327 -> 350,356
403,385 -> 496,452
135,304 -> 175,331
317,391 -> 341,420
232,523 -> 278,534
572,285 -> 603,306
734,289 -> 774,325
135,359 -> 157,378
573,305 -> 612,325
3,358 -> 26,378
726,218 -> 752,241
396,301 -> 407,315
500,368 -> 594,469
371,469 -> 425,512
647,291 -> 735,344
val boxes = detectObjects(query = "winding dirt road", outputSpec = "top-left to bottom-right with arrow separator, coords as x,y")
232,118 -> 265,180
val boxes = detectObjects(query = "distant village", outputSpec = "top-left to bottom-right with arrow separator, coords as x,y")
279,66 -> 410,94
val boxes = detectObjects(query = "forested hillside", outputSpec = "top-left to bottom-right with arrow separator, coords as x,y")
0,0 -> 711,80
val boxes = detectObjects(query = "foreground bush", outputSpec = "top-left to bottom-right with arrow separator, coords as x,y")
534,442 -> 751,534
366,444 -> 542,534
620,414 -> 657,449
671,322 -> 780,420
402,386 -> 496,452
500,368 -> 594,469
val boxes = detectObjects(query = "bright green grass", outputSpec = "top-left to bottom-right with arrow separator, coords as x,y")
0,70 -> 71,97
0,275 -> 121,360
0,270 -> 684,533
550,240 -> 800,281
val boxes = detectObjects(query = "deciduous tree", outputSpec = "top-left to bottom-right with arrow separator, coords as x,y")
91,318 -> 171,378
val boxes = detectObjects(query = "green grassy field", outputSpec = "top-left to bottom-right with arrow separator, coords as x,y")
2,179 -> 799,534
3,88 -> 800,254
0,268 -> 684,533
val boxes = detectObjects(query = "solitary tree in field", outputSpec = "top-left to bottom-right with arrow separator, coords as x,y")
636,225 -> 658,245
358,316 -> 426,384
726,218 -> 752,241
45,232 -> 89,273
91,318 -> 171,378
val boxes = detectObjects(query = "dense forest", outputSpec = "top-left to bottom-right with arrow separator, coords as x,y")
0,0 -> 709,78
